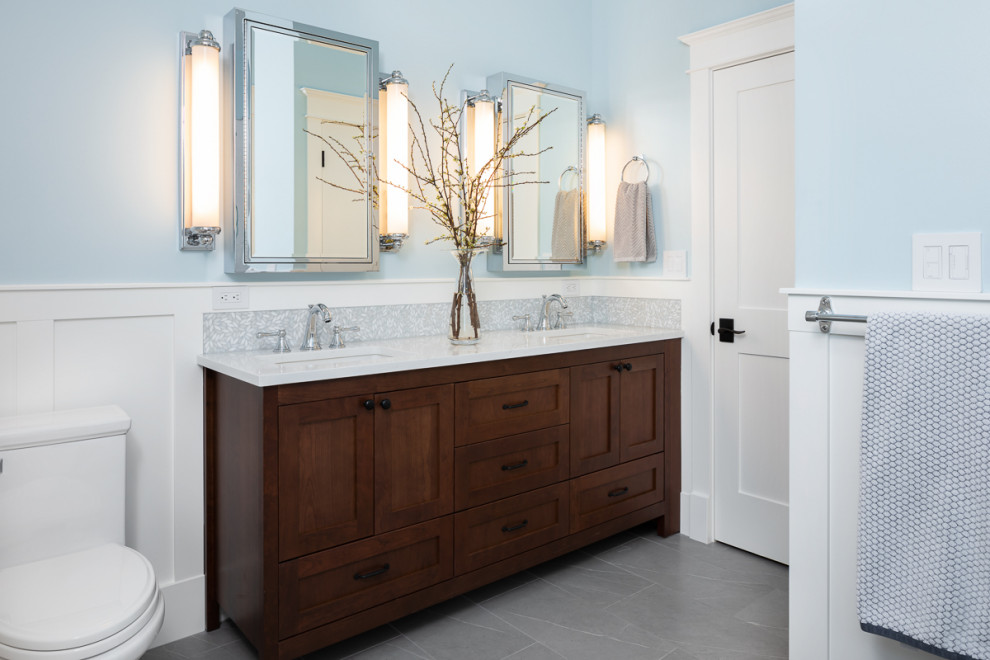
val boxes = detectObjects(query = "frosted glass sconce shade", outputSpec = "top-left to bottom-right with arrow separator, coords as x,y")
468,91 -> 496,230
379,71 -> 409,252
586,113 -> 606,254
180,29 -> 222,251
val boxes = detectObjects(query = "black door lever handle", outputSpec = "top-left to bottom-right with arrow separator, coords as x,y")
717,318 -> 745,343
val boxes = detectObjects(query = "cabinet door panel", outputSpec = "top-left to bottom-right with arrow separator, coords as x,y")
619,354 -> 664,462
569,362 -> 621,476
279,396 -> 375,560
375,384 -> 454,533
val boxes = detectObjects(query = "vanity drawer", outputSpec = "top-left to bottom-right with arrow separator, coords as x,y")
278,517 -> 452,638
570,454 -> 664,532
454,483 -> 569,575
454,369 -> 569,445
454,425 -> 569,510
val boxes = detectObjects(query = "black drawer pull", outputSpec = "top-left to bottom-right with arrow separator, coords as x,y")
353,563 -> 390,580
501,459 -> 529,472
614,363 -> 624,373
380,399 -> 391,410
502,400 -> 529,410
623,362 -> 633,371
363,399 -> 374,411
607,486 -> 629,498
501,519 -> 529,533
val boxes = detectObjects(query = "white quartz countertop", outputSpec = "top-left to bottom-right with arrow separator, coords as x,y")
197,324 -> 683,387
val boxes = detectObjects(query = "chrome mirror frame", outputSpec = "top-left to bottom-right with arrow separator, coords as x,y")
223,8 -> 380,273
485,72 -> 587,272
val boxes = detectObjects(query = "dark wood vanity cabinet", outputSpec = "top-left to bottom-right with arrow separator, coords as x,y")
204,339 -> 680,660
570,354 -> 665,477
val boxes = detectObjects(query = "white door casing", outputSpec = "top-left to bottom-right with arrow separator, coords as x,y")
711,52 -> 794,564
680,4 -> 794,544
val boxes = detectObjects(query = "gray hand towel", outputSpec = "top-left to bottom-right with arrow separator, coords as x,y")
858,312 -> 990,660
613,181 -> 656,262
551,189 -> 581,261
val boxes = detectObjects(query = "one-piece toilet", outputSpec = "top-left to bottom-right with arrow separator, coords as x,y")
0,406 -> 164,660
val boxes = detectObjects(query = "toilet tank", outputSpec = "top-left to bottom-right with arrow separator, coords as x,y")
0,406 -> 130,570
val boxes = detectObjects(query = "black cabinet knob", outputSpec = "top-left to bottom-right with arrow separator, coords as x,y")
614,364 -> 624,373
380,399 -> 392,410
623,363 -> 633,371
363,399 -> 374,411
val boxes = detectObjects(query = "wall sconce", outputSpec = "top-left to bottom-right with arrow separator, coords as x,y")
464,89 -> 499,248
180,29 -> 222,251
379,70 -> 409,253
586,113 -> 607,254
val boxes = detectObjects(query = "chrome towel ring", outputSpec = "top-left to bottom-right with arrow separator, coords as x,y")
621,155 -> 650,184
559,165 -> 579,191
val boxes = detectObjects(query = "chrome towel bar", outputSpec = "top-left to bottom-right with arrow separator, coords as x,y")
805,296 -> 868,333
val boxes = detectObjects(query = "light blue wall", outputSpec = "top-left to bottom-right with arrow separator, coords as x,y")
796,0 -> 990,291
1,0 -> 790,286
587,0 -> 788,278
0,0 -> 592,284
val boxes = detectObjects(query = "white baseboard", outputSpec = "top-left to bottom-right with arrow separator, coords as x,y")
687,491 -> 712,543
153,575 -> 206,647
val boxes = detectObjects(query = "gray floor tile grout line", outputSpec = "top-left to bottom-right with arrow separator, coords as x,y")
391,633 -> 437,660
479,605 -> 658,652
600,580 -> 666,615
499,642 -> 547,660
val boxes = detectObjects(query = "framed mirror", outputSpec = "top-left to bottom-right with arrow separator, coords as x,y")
224,9 -> 380,273
486,73 -> 586,271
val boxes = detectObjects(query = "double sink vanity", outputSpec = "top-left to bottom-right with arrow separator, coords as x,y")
199,7 -> 680,659
199,324 -> 682,660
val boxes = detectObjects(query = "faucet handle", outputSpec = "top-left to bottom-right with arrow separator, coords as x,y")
257,329 -> 290,353
558,312 -> 573,329
329,325 -> 361,349
512,314 -> 534,332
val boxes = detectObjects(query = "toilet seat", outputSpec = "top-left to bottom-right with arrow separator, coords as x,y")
0,544 -> 160,659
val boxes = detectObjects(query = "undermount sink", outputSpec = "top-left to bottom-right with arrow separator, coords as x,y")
260,346 -> 413,372
525,330 -> 612,345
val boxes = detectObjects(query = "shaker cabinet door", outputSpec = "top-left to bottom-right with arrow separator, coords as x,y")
278,395 -> 375,560
618,354 -> 664,462
569,361 -> 621,476
375,384 -> 455,533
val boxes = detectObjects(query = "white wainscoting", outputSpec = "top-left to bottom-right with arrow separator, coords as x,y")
0,275 -> 689,646
787,289 -> 990,660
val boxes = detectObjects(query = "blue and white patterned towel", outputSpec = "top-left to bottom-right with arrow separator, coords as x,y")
859,312 -> 990,660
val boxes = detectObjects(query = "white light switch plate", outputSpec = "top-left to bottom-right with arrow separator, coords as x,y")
662,250 -> 688,278
912,233 -> 981,292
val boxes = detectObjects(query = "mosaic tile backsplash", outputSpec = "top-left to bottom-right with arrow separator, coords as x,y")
203,295 -> 680,353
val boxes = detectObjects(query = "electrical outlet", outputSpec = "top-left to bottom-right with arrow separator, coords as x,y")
562,281 -> 581,297
212,286 -> 249,310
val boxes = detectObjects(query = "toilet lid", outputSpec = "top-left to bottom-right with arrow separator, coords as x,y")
0,544 -> 157,651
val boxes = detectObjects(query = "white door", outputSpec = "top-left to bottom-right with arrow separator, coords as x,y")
712,51 -> 794,564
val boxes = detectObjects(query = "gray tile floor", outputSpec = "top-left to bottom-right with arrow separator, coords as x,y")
145,525 -> 788,660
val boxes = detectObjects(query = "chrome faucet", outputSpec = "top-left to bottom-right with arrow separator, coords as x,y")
301,303 -> 332,351
537,294 -> 569,331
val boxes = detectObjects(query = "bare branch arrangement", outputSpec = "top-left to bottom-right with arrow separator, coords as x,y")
397,64 -> 554,252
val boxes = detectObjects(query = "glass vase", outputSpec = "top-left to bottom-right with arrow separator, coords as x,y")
449,249 -> 482,344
